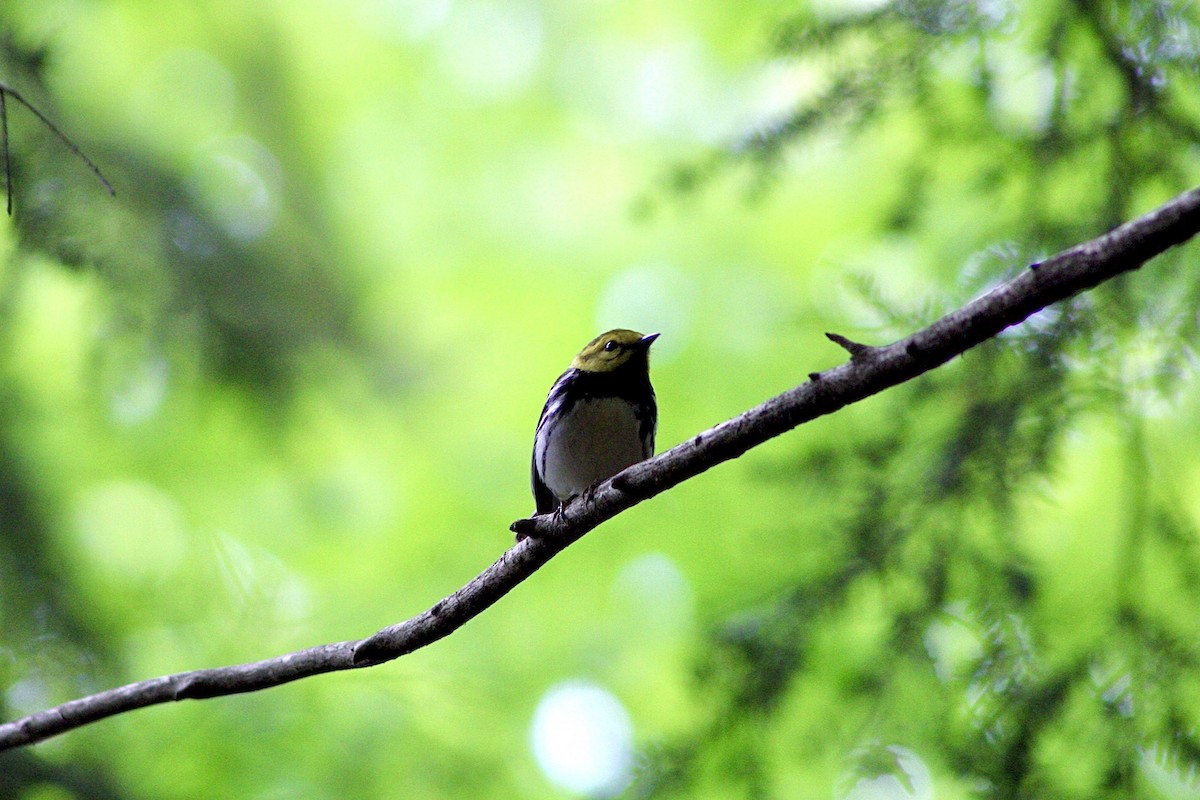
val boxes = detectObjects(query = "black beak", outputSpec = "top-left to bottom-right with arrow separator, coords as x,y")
638,332 -> 660,349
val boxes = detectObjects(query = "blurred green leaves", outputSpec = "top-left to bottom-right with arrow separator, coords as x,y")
1,0 -> 1200,798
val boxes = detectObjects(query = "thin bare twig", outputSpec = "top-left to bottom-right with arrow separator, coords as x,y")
0,89 -> 11,216
0,83 -> 115,214
3,185 -> 1200,751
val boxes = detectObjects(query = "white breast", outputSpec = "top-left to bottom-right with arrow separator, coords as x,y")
535,397 -> 646,503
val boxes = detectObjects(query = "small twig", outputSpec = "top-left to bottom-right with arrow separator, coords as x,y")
509,517 -> 540,538
826,331 -> 875,360
0,89 -> 11,216
0,83 -> 115,215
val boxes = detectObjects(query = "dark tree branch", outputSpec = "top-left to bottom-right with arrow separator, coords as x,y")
824,331 -> 875,361
4,185 -> 1200,751
1,89 -> 11,216
0,83 -> 115,214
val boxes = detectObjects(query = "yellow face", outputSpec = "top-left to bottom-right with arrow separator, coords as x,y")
571,329 -> 659,372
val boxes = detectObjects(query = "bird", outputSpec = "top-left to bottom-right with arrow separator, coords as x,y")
530,329 -> 659,518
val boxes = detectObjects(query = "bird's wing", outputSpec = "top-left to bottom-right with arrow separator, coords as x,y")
531,451 -> 559,514
530,370 -> 572,514
639,389 -> 657,459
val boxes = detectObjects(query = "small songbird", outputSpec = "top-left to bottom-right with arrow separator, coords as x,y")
531,329 -> 659,516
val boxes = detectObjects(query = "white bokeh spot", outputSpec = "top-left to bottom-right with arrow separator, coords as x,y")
839,745 -> 933,800
531,681 -> 634,798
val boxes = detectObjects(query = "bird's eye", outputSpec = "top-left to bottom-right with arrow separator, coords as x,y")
603,340 -> 619,352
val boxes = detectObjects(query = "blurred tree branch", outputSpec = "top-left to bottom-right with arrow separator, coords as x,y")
3,184 -> 1200,751
0,83 -> 114,214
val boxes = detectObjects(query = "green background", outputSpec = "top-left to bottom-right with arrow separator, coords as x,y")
3,0 -> 1200,797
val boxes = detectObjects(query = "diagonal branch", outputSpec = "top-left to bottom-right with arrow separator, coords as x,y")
4,185 -> 1200,751
0,83 -> 115,215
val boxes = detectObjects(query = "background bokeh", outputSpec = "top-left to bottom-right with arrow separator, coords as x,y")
3,0 -> 1200,798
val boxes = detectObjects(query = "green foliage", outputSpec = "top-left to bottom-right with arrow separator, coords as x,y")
631,1 -> 1200,798
2,0 -> 1200,798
